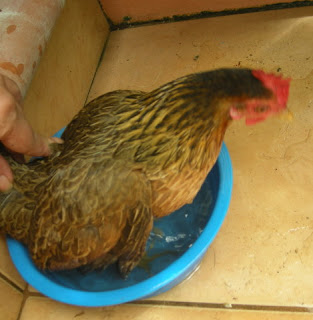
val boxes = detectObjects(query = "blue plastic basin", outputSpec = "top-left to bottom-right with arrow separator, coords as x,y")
7,128 -> 232,307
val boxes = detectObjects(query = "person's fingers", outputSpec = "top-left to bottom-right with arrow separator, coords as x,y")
0,75 -> 64,191
0,155 -> 13,191
2,117 -> 51,156
0,74 -> 22,104
49,137 -> 64,144
1,101 -> 63,157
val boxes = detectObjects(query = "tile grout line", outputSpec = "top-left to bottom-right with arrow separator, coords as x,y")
96,0 -> 114,29
0,271 -> 24,293
19,290 -> 313,313
132,300 -> 313,314
83,27 -> 111,106
76,0 -> 113,109
16,286 -> 32,320
110,0 -> 313,30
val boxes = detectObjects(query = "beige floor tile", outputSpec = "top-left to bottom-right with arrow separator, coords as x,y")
89,7 -> 313,307
0,278 -> 23,320
20,298 -> 313,320
0,235 -> 26,290
23,0 -> 109,137
89,7 -> 313,99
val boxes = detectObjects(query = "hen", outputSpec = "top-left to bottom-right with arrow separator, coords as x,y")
0,68 -> 290,277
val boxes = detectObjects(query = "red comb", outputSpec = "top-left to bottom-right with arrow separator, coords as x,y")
252,70 -> 291,109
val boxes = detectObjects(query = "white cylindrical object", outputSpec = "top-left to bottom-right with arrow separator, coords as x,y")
0,0 -> 65,97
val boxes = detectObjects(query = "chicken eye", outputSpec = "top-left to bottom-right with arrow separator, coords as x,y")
254,105 -> 269,113
235,102 -> 245,110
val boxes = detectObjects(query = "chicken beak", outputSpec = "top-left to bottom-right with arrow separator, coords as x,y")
278,108 -> 293,122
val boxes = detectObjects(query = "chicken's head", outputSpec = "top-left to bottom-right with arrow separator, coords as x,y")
230,70 -> 291,125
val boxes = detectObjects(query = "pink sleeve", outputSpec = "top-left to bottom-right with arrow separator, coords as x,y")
0,0 -> 65,97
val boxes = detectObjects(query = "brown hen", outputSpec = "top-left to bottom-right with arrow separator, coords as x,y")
0,68 -> 290,277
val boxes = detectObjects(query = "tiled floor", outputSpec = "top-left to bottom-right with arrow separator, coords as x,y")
1,3 -> 313,320
18,298 -> 313,320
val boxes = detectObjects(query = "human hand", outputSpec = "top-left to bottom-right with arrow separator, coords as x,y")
0,75 -> 62,191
